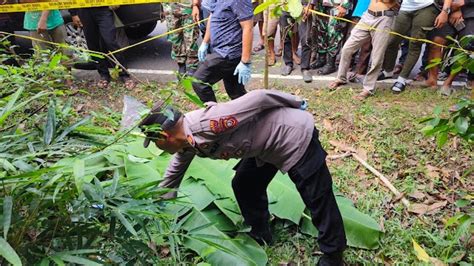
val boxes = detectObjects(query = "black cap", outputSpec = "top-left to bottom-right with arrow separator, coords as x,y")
139,101 -> 182,148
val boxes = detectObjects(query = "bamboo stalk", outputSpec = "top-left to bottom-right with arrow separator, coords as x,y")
351,153 -> 410,208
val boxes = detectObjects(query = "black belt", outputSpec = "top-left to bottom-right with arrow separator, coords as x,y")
368,9 -> 398,17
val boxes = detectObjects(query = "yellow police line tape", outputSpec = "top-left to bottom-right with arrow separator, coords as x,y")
0,0 -> 175,13
309,9 -> 473,55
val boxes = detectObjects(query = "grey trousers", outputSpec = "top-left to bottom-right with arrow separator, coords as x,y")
336,12 -> 394,92
382,5 -> 438,79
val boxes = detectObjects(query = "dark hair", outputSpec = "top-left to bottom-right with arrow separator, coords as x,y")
139,102 -> 182,148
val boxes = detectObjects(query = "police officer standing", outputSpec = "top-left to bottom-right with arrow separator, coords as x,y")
139,90 -> 346,265
192,0 -> 254,103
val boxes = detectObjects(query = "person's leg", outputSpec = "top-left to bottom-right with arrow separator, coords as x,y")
313,5 -> 329,69
318,16 -> 347,75
299,16 -> 312,71
288,129 -> 346,260
280,12 -> 294,73
331,15 -> 371,88
164,4 -> 186,74
222,58 -> 247,99
398,5 -> 438,80
381,11 -> 412,75
192,53 -> 226,102
292,27 -> 301,65
360,15 -> 395,95
79,8 -> 111,81
279,12 -> 292,65
183,14 -> 200,74
232,158 -> 278,244
94,7 -> 130,78
354,38 -> 372,75
426,35 -> 447,87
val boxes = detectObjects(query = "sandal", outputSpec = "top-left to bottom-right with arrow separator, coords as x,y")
391,81 -> 406,94
123,77 -> 136,90
252,44 -> 265,53
97,79 -> 109,89
328,80 -> 346,90
353,90 -> 372,101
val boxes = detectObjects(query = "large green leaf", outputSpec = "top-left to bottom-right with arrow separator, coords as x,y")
182,207 -> 267,266
180,157 -> 382,249
0,237 -> 22,266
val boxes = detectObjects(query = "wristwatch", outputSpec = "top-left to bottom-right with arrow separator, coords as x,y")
442,7 -> 451,14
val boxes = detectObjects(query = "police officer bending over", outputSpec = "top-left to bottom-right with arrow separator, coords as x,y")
139,90 -> 346,265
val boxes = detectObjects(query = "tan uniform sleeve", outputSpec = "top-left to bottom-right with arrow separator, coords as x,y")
204,90 -> 303,126
159,149 -> 195,199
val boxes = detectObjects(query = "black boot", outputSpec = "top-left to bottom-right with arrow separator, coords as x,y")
317,55 -> 336,75
310,53 -> 326,69
248,226 -> 273,246
317,252 -> 343,266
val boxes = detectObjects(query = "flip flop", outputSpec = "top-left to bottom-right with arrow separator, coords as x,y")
391,81 -> 406,94
328,80 -> 346,90
123,77 -> 136,90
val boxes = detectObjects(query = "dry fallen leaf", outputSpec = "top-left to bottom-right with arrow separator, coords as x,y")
329,140 -> 356,153
426,164 -> 440,179
408,191 -> 426,200
322,119 -> 334,132
409,201 -> 448,215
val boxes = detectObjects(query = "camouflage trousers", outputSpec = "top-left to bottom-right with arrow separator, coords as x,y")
164,4 -> 199,68
312,5 -> 347,58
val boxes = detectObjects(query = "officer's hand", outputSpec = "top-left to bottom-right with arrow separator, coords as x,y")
233,62 -> 252,85
198,42 -> 209,62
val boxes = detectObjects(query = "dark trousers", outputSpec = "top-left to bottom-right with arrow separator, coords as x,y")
0,19 -> 19,66
78,7 -> 129,80
280,12 -> 312,70
232,129 -> 347,254
192,53 -> 246,103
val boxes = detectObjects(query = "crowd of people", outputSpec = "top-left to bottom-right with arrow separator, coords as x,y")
1,0 -> 473,100
155,0 -> 473,101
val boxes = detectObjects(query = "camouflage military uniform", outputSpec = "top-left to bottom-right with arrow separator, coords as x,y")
314,1 -> 350,59
164,2 -> 199,70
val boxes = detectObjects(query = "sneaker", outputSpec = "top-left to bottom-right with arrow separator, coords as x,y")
302,70 -> 313,83
281,64 -> 294,76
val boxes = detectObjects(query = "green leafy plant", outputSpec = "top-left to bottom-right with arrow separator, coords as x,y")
421,98 -> 473,147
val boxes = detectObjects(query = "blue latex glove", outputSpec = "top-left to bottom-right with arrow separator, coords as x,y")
233,62 -> 252,85
300,100 -> 308,110
198,42 -> 209,62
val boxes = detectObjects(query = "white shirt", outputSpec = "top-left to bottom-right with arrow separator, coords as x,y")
400,0 -> 434,12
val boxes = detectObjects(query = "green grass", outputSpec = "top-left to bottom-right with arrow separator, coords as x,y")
262,85 -> 473,265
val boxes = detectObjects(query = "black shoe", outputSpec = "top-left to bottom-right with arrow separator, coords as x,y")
249,227 -> 273,246
178,63 -> 186,76
310,57 -> 326,69
302,70 -> 313,83
391,81 -> 406,94
317,57 -> 336,75
281,64 -> 294,76
317,252 -> 344,266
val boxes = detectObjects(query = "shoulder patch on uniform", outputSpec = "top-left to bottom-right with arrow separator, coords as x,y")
187,135 -> 194,146
210,116 -> 238,134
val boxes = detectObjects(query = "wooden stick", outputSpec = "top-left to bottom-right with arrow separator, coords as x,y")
351,153 -> 411,208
